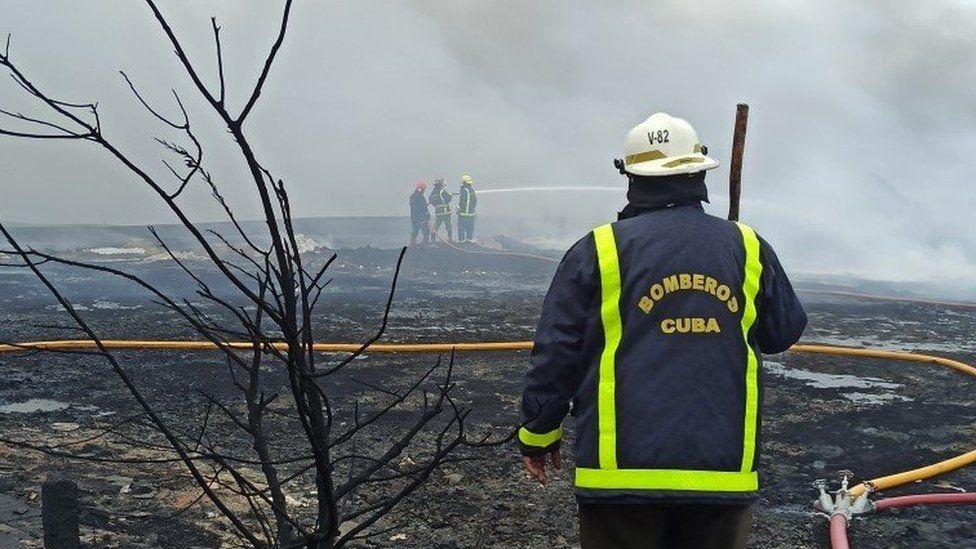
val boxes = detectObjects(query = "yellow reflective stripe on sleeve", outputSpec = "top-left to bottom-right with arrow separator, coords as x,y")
734,222 -> 763,473
518,426 -> 562,448
592,224 -> 622,470
576,467 -> 758,492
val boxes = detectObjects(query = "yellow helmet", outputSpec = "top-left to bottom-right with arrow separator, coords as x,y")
460,174 -> 474,185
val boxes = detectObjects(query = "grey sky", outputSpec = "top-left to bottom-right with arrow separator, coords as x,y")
1,1 -> 975,282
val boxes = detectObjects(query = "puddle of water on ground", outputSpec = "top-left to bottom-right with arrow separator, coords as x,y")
842,391 -> 912,405
766,361 -> 902,390
0,399 -> 70,414
765,361 -> 911,405
91,300 -> 142,311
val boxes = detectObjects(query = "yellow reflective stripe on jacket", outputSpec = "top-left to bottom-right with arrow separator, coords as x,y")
433,189 -> 451,215
592,224 -> 622,469
581,220 -> 765,493
734,222 -> 763,472
459,187 -> 475,215
576,468 -> 758,492
518,426 -> 562,448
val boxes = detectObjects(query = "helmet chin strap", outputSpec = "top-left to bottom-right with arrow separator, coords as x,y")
613,158 -> 628,175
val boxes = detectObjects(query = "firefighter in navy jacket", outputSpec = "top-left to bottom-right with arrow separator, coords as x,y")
519,113 -> 807,549
429,178 -> 454,242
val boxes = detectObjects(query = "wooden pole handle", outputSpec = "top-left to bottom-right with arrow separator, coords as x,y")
727,103 -> 749,221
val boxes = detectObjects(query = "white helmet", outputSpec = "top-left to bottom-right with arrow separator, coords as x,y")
622,112 -> 719,176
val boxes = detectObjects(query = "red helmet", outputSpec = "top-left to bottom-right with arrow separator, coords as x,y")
415,180 -> 427,192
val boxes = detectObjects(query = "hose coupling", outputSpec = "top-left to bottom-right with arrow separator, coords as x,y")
814,471 -> 875,519
813,479 -> 835,514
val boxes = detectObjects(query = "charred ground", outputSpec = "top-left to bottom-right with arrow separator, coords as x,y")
1,245 -> 975,548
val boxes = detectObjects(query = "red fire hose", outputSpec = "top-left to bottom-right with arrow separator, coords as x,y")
873,492 -> 976,511
829,515 -> 850,549
829,492 -> 976,548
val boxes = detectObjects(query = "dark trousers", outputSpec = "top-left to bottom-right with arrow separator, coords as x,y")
433,214 -> 453,241
410,221 -> 429,245
458,215 -> 475,241
579,503 -> 752,549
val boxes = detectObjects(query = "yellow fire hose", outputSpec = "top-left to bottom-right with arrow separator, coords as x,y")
0,339 -> 535,354
788,344 -> 976,498
1,339 -> 974,499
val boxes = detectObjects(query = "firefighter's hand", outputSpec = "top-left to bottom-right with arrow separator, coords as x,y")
523,450 -> 561,484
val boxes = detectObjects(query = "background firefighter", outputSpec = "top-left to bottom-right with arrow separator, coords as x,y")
457,174 -> 478,243
409,180 -> 431,245
428,178 -> 454,243
518,113 -> 807,549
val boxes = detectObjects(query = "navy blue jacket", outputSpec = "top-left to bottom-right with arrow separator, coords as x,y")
519,204 -> 806,502
429,186 -> 452,216
410,190 -> 429,224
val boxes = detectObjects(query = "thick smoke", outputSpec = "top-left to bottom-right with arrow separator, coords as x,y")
0,0 -> 974,285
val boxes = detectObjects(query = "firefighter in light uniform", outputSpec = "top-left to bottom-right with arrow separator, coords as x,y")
456,174 -> 478,243
519,112 -> 807,549
428,178 -> 454,242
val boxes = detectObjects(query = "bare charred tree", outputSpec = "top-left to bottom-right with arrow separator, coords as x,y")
0,3 -> 506,547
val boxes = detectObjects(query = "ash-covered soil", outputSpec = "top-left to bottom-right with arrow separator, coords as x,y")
1,246 -> 975,548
